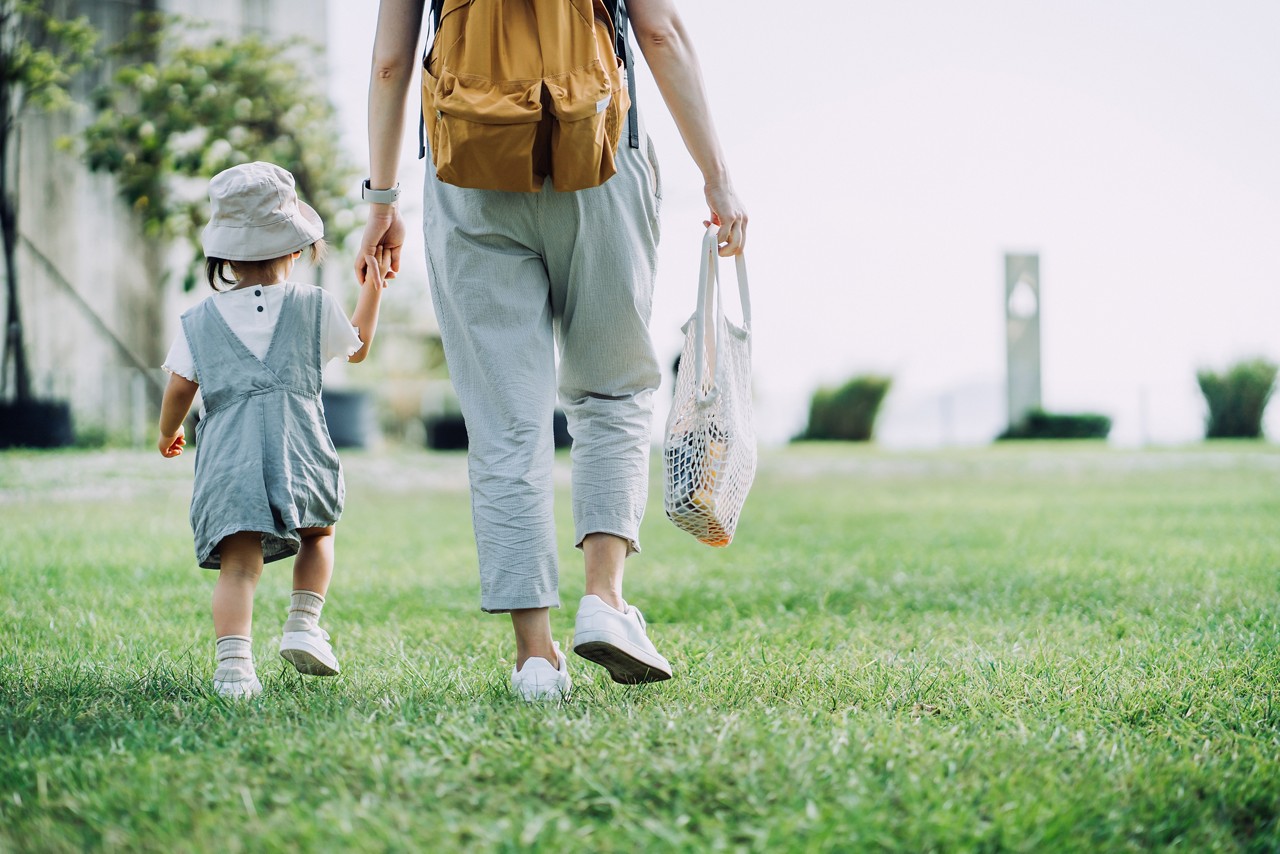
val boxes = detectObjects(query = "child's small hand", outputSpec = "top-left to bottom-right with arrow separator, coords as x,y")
159,426 -> 186,458
363,246 -> 393,290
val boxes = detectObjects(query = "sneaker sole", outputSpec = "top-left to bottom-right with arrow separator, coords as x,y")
573,635 -> 672,685
214,680 -> 262,699
279,645 -> 340,676
512,682 -> 572,702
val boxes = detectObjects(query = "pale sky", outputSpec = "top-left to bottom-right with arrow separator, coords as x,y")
328,1 -> 1280,446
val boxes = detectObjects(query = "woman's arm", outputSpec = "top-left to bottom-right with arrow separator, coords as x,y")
158,373 -> 199,457
355,0 -> 427,285
628,0 -> 747,255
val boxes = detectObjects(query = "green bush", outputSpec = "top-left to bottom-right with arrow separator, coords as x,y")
799,375 -> 892,441
998,409 -> 1111,441
1197,358 -> 1277,439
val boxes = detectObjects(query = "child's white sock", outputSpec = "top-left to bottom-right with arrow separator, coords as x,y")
283,590 -> 325,633
213,635 -> 256,682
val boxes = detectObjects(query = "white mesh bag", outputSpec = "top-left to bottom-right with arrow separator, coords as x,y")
663,225 -> 756,547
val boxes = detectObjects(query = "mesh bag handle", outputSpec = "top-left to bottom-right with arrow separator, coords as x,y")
692,226 -> 752,401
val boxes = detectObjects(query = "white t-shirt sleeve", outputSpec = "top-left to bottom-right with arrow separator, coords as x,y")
162,329 -> 198,383
320,289 -> 363,363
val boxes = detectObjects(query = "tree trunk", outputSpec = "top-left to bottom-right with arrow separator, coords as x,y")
0,110 -> 32,403
0,0 -> 31,403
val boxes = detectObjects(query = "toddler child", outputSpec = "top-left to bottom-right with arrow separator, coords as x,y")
158,161 -> 388,698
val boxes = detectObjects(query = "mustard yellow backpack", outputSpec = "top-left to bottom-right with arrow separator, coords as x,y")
421,0 -> 639,192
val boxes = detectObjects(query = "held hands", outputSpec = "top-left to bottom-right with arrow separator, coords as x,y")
158,425 -> 185,458
363,245 -> 394,290
355,206 -> 404,286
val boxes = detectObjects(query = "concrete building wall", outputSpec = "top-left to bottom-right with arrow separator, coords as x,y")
10,0 -> 329,442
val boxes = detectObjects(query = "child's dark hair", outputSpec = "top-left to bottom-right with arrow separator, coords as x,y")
205,241 -> 328,291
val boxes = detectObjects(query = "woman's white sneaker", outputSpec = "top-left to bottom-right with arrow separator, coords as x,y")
511,642 -> 572,702
572,595 -> 672,684
279,627 -> 340,676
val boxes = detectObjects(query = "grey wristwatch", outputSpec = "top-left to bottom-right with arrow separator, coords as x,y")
361,179 -> 401,204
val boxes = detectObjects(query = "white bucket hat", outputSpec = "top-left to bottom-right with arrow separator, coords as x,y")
201,161 -> 324,262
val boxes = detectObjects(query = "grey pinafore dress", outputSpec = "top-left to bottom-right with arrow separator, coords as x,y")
181,284 -> 345,569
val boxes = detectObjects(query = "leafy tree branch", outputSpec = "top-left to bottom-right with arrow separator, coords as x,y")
79,14 -> 357,290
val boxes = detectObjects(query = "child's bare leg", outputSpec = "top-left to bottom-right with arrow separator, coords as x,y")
292,525 -> 334,596
280,525 -> 341,676
212,532 -> 265,637
211,531 -> 264,697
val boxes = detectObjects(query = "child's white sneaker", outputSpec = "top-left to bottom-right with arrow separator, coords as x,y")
511,642 -> 572,702
573,595 -> 672,684
213,667 -> 263,699
279,627 -> 340,676
213,635 -> 261,698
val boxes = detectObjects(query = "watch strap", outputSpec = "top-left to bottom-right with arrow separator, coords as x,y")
361,179 -> 401,204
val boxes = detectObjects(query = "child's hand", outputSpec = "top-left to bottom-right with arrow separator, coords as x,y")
363,246 -> 393,290
159,425 -> 186,458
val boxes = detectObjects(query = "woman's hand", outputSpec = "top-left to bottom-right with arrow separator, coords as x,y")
355,204 -> 404,285
158,425 -> 185,458
704,180 -> 748,256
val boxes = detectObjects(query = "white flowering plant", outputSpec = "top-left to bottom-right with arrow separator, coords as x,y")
77,14 -> 357,290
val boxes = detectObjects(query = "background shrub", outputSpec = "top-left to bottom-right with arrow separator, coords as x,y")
799,375 -> 892,441
998,409 -> 1112,440
1197,358 -> 1278,439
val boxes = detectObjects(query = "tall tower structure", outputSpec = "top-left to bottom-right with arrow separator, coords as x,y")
1004,253 -> 1041,428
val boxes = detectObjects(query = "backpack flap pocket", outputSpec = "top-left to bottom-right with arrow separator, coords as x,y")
543,16 -> 627,192
429,70 -> 545,191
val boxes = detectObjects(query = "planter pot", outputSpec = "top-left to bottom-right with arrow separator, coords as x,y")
424,412 -> 469,451
422,409 -> 573,452
0,399 -> 75,449
321,389 -> 376,449
552,409 -> 572,449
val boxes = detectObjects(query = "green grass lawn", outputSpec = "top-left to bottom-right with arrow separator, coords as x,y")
2,442 -> 1280,852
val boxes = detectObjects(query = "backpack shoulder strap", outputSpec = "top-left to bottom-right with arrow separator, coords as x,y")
612,0 -> 640,149
417,0 -> 445,160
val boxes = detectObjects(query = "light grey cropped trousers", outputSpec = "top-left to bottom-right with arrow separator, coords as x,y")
422,135 -> 664,613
